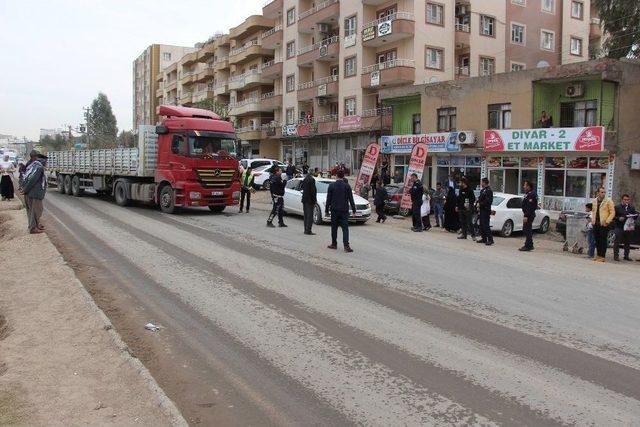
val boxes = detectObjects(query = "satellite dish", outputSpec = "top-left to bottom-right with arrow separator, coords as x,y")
537,60 -> 550,68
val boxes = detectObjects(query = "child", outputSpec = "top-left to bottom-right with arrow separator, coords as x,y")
585,202 -> 595,258
421,189 -> 432,231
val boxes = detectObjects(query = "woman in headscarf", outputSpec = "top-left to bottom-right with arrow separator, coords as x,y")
443,186 -> 459,232
0,154 -> 15,201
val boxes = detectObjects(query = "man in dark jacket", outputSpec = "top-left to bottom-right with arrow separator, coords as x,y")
613,194 -> 637,261
373,181 -> 388,223
325,170 -> 356,252
520,180 -> 538,251
476,177 -> 494,245
301,173 -> 317,235
409,173 -> 423,232
21,153 -> 48,234
456,178 -> 476,239
285,160 -> 296,180
267,166 -> 286,228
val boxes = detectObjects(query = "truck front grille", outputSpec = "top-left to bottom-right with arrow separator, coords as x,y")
195,168 -> 235,188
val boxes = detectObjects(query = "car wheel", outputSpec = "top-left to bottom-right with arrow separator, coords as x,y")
159,185 -> 176,214
208,205 -> 225,213
71,175 -> 84,197
263,179 -> 271,191
64,175 -> 73,195
57,175 -> 66,193
114,181 -> 130,207
313,204 -> 323,225
538,217 -> 550,234
501,219 -> 514,237
607,229 -> 616,248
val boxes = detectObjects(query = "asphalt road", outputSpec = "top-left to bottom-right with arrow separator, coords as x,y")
43,190 -> 640,426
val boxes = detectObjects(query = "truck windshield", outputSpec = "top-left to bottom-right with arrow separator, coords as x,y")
171,134 -> 236,158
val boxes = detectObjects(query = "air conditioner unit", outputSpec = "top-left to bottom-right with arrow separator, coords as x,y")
317,97 -> 328,106
565,83 -> 584,98
455,131 -> 475,145
318,23 -> 330,34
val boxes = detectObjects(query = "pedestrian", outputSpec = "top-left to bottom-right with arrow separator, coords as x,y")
476,177 -> 494,246
371,171 -> 378,198
584,203 -> 595,258
591,186 -> 615,262
381,159 -> 391,186
519,180 -> 538,251
302,161 -> 309,175
443,186 -> 459,232
267,166 -> 287,228
446,174 -> 456,193
239,166 -> 254,213
20,153 -> 48,234
456,178 -> 476,239
301,171 -> 317,235
312,167 -> 320,177
373,181 -> 388,223
613,194 -> 638,261
0,154 -> 16,201
285,159 -> 296,180
432,182 -> 446,228
538,110 -> 553,128
409,173 -> 423,232
325,169 -> 356,252
421,189 -> 432,231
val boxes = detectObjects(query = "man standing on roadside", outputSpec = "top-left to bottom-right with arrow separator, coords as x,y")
409,173 -> 423,232
239,166 -> 254,213
20,153 -> 48,234
432,182 -> 446,228
267,166 -> 287,228
301,172 -> 317,235
613,194 -> 637,261
285,159 -> 296,181
591,186 -> 615,262
456,178 -> 475,240
326,169 -> 356,252
476,177 -> 494,246
520,180 -> 538,251
373,181 -> 388,223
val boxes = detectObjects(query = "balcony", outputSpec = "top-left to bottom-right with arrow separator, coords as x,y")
261,25 -> 283,49
361,59 -> 415,88
181,51 -> 198,67
360,107 -> 392,130
361,12 -> 415,47
362,0 -> 390,4
165,79 -> 177,92
155,86 -> 164,98
180,70 -> 197,86
455,22 -> 470,48
195,65 -> 215,83
179,92 -> 193,105
261,92 -> 283,110
236,125 -> 262,140
316,114 -> 339,135
229,40 -> 273,65
261,122 -> 282,140
192,90 -> 216,103
263,0 -> 283,19
198,43 -> 216,62
590,17 -> 602,40
230,15 -> 273,40
455,66 -> 470,78
298,0 -> 340,33
229,97 -> 273,116
297,75 -> 338,101
214,56 -> 229,71
156,72 -> 164,82
261,60 -> 283,81
297,36 -> 340,67
229,69 -> 272,90
214,81 -> 229,96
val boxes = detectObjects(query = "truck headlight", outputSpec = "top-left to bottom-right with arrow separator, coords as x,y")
189,191 -> 201,200
232,191 -> 240,199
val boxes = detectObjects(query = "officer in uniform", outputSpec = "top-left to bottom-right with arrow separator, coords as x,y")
267,166 -> 287,228
409,173 -> 424,232
520,179 -> 538,251
476,177 -> 494,246
239,166 -> 254,213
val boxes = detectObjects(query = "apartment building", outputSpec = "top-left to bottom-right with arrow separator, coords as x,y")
133,44 -> 197,129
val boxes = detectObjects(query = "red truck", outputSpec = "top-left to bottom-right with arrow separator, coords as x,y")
48,105 -> 241,213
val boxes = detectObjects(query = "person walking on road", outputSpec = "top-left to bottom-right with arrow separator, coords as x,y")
432,182 -> 446,228
267,166 -> 287,228
520,180 -> 538,252
20,153 -> 48,234
591,186 -> 615,262
239,166 -> 254,213
373,181 -> 388,223
456,178 -> 475,240
421,189 -> 432,231
476,177 -> 494,246
301,172 -> 317,235
409,173 -> 423,232
613,194 -> 637,261
0,154 -> 16,201
285,160 -> 296,181
326,170 -> 356,252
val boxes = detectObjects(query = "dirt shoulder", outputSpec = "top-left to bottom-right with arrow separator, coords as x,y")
0,200 -> 186,426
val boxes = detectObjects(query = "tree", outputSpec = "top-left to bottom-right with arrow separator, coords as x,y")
40,134 -> 69,151
87,92 -> 118,148
593,0 -> 639,58
192,98 -> 229,119
117,130 -> 136,147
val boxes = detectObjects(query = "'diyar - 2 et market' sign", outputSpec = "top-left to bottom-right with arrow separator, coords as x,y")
484,126 -> 605,152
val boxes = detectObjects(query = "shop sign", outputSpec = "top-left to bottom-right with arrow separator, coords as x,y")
378,20 -> 392,37
400,143 -> 429,210
354,143 -> 380,195
484,126 -> 605,152
381,132 -> 465,154
370,71 -> 380,87
344,34 -> 356,48
607,154 -> 615,198
362,26 -> 376,42
317,84 -> 327,97
339,115 -> 362,131
282,124 -> 297,137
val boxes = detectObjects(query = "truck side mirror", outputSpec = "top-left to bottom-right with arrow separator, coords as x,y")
156,125 -> 169,135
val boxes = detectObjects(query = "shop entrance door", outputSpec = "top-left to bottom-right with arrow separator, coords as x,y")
489,169 -> 518,193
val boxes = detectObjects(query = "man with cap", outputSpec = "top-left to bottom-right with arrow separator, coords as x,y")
20,152 -> 48,234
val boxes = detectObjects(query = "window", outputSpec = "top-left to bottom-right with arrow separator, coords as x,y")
480,15 -> 495,37
286,74 -> 295,92
570,37 -> 583,56
287,7 -> 296,26
286,108 -> 295,125
511,23 -> 525,44
437,107 -> 456,132
344,15 -> 357,37
426,3 -> 444,25
162,52 -> 172,61
378,49 -> 397,65
506,197 -> 522,209
331,66 -> 339,76
377,5 -> 397,20
540,30 -> 555,51
425,47 -> 444,70
571,1 -> 583,19
171,135 -> 188,155
344,56 -> 357,77
511,62 -> 525,72
488,103 -> 512,129
542,0 -> 554,13
480,56 -> 495,76
560,100 -> 598,127
286,41 -> 296,59
344,98 -> 356,116
412,114 -> 421,134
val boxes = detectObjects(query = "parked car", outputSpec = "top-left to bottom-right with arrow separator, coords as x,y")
490,192 -> 551,237
383,184 -> 404,214
251,165 -> 273,190
557,209 -> 640,247
240,158 -> 285,171
283,177 -> 371,224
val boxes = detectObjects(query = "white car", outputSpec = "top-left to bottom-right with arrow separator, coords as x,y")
283,177 -> 372,224
240,158 -> 285,171
489,192 -> 551,237
251,165 -> 273,190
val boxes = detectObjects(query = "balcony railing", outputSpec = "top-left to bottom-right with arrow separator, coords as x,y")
229,97 -> 260,109
456,66 -> 470,76
229,39 -> 260,57
297,74 -> 338,90
261,91 -> 281,100
261,25 -> 282,39
236,124 -> 261,133
362,107 -> 392,117
455,22 -> 470,32
262,59 -> 281,69
298,0 -> 338,20
215,56 -> 229,64
215,80 -> 228,88
362,59 -> 415,74
363,12 -> 414,29
229,68 -> 260,82
297,114 -> 337,124
298,35 -> 339,55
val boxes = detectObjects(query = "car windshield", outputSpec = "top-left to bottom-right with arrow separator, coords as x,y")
492,196 -> 505,206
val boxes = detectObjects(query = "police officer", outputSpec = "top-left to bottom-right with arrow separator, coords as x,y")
409,173 -> 423,232
267,166 -> 287,228
456,178 -> 476,240
239,166 -> 254,213
520,180 -> 538,251
476,177 -> 494,246
326,169 -> 356,252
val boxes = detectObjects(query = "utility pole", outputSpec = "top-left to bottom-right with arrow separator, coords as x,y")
83,106 -> 91,147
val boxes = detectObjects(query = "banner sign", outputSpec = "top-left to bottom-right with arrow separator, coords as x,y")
370,71 -> 380,87
282,124 -> 297,137
362,26 -> 376,42
484,126 -> 605,152
378,20 -> 392,37
381,132 -> 467,154
400,143 -> 429,210
354,143 -> 380,196
339,115 -> 362,131
344,34 -> 356,48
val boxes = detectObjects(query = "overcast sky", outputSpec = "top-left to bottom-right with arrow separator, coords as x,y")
0,0 -> 263,140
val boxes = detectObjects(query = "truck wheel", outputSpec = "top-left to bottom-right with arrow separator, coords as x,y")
159,185 -> 176,214
71,175 -> 84,197
208,205 -> 225,213
64,175 -> 73,195
57,175 -> 66,193
114,181 -> 130,207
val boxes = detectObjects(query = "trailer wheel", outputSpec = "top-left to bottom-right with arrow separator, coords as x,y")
208,205 -> 225,213
114,181 -> 130,207
57,175 -> 66,193
159,185 -> 176,214
64,175 -> 73,195
71,175 -> 84,197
